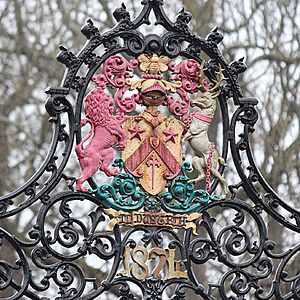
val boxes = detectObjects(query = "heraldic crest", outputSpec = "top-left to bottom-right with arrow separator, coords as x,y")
76,52 -> 228,216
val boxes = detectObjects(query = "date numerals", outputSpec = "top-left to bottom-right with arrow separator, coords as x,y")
120,245 -> 188,280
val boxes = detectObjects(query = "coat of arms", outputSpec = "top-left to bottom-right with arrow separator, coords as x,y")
75,53 -> 227,216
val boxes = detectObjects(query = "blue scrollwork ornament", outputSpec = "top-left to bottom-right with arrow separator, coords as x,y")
162,162 -> 219,214
89,159 -> 145,211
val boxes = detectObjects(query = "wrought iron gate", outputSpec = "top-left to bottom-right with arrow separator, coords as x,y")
0,1 -> 299,299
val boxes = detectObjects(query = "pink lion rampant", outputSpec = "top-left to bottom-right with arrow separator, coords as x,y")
76,76 -> 126,192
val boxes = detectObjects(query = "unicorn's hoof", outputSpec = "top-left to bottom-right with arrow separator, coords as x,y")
188,179 -> 197,184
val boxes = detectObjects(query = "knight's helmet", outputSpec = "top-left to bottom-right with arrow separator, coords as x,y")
127,54 -> 181,106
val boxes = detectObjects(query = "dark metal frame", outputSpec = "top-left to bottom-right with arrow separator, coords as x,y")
0,1 -> 299,299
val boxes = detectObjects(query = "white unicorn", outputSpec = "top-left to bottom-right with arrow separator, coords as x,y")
184,66 -> 228,199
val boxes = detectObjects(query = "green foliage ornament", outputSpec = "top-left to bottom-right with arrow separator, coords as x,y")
89,159 -> 145,211
161,162 -> 219,214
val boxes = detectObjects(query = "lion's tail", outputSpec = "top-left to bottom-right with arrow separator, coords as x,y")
75,119 -> 94,159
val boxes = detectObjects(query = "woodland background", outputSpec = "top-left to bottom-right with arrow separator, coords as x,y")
0,0 -> 299,299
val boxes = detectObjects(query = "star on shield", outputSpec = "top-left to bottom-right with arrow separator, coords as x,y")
129,125 -> 145,140
122,112 -> 185,195
163,128 -> 178,143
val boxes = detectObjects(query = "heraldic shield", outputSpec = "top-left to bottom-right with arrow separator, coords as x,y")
123,111 -> 185,195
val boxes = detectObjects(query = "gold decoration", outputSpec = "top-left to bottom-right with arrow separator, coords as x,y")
104,209 -> 201,235
120,245 -> 188,280
130,246 -> 149,280
165,248 -> 188,279
126,53 -> 182,93
138,54 -> 171,74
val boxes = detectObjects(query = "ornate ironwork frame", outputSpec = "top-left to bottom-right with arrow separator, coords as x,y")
0,1 -> 299,299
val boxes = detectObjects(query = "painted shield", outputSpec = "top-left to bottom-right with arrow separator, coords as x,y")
122,110 -> 185,195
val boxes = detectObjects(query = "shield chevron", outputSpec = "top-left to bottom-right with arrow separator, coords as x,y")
122,111 -> 184,195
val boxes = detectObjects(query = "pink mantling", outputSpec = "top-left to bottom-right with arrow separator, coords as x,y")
101,55 -> 139,114
75,78 -> 126,192
166,87 -> 190,117
169,59 -> 201,94
166,59 -> 201,118
95,56 -> 204,120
